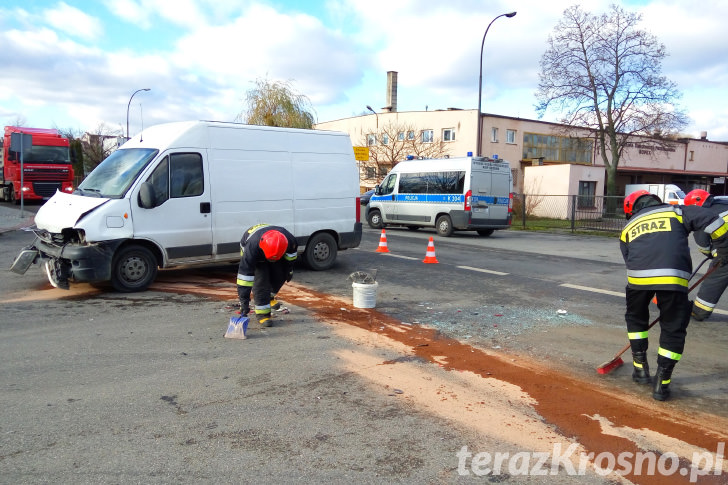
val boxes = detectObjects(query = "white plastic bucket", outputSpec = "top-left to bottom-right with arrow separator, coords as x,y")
352,281 -> 378,308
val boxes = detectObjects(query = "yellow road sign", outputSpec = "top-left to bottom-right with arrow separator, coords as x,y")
353,146 -> 369,161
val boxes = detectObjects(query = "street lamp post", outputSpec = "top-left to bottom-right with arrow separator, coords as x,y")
126,88 -> 151,139
366,105 -> 378,129
476,11 -> 516,157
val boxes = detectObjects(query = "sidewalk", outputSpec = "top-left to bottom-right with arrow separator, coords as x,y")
0,204 -> 35,234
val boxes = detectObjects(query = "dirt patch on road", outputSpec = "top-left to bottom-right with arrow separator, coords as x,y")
273,283 -> 728,485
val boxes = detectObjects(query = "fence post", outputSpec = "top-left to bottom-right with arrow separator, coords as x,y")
570,195 -> 576,232
521,194 -> 527,229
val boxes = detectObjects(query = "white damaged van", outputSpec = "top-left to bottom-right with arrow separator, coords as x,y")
365,156 -> 512,236
11,121 -> 362,291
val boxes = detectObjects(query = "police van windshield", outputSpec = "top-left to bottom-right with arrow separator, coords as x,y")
76,148 -> 158,199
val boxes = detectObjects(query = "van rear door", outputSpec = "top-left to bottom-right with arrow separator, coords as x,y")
470,166 -> 493,221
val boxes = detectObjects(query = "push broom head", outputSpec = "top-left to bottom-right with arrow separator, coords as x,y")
596,356 -> 624,374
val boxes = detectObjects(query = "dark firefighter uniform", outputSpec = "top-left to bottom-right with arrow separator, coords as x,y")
236,224 -> 298,327
690,197 -> 728,321
620,197 -> 728,400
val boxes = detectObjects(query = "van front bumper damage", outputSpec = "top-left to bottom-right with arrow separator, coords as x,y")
11,235 -> 123,289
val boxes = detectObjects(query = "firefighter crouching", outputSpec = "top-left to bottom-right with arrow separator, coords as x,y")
683,189 -> 728,321
236,224 -> 298,327
620,190 -> 728,401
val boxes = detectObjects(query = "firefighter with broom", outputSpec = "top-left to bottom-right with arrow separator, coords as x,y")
683,189 -> 728,322
236,224 -> 297,328
620,190 -> 728,401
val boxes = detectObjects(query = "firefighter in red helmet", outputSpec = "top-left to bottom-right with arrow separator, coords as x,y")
236,224 -> 298,327
684,189 -> 728,321
620,190 -> 728,400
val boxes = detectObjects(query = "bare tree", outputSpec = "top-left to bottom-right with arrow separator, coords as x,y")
536,4 -> 688,197
54,126 -> 85,183
359,121 -> 452,185
81,123 -> 123,175
237,78 -> 316,129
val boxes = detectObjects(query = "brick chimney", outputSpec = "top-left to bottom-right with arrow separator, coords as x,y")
383,71 -> 398,113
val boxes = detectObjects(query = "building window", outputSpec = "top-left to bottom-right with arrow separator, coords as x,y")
578,181 -> 597,209
522,132 -> 593,164
506,129 -> 516,144
689,150 -> 694,161
407,131 -> 415,140
421,130 -> 433,143
367,134 -> 376,146
366,167 -> 376,179
443,128 -> 455,142
491,127 -> 499,143
398,132 -> 405,141
381,133 -> 389,145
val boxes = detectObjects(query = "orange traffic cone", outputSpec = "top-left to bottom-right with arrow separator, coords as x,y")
376,229 -> 390,253
423,237 -> 439,263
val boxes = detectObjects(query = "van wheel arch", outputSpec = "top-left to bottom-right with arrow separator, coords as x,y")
110,242 -> 161,292
303,232 -> 338,271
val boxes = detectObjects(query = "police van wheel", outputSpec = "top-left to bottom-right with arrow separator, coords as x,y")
110,245 -> 158,292
367,209 -> 383,229
304,232 -> 337,271
436,215 -> 453,237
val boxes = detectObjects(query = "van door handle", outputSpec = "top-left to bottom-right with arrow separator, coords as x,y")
200,202 -> 211,213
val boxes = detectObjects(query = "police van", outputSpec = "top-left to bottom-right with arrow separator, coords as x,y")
365,156 -> 513,236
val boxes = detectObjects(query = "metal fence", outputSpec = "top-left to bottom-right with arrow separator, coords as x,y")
512,194 -> 626,233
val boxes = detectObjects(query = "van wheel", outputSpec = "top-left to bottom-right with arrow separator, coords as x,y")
367,209 -> 383,229
436,215 -> 453,237
304,232 -> 337,271
477,229 -> 494,237
111,245 -> 158,292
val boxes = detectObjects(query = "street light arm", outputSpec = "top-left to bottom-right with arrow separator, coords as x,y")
126,88 -> 151,139
476,11 -> 516,157
366,105 -> 378,130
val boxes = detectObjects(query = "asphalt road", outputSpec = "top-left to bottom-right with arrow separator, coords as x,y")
1,212 -> 726,484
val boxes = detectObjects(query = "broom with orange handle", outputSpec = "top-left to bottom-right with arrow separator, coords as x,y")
596,257 -> 714,375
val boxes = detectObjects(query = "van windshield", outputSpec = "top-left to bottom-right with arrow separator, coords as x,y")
76,148 -> 158,198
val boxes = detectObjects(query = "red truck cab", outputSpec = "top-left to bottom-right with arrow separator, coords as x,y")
1,126 -> 74,203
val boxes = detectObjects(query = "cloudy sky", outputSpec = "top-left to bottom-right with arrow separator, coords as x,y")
2,0 -> 727,140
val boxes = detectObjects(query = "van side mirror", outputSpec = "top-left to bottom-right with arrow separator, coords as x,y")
139,182 -> 156,209
374,185 -> 381,196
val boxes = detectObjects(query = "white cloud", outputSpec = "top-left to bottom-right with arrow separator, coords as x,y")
103,0 -> 153,29
44,1 -> 102,40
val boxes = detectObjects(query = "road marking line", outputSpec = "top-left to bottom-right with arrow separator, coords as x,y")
383,253 -> 419,261
560,283 -> 624,298
457,265 -> 509,276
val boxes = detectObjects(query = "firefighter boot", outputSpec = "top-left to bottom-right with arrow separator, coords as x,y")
631,351 -> 651,384
257,312 -> 273,328
270,298 -> 281,311
652,364 -> 675,401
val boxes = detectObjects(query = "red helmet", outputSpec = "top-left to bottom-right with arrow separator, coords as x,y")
260,230 -> 288,261
624,190 -> 652,217
684,189 -> 710,207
